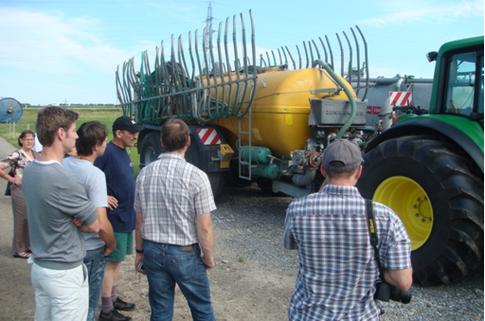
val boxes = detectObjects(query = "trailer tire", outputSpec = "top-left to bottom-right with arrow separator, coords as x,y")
358,135 -> 483,285
256,178 -> 285,196
139,131 -> 162,169
207,172 -> 226,200
256,178 -> 274,195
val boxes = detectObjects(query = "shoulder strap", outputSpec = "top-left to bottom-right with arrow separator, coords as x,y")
365,199 -> 384,275
8,151 -> 21,175
12,150 -> 21,160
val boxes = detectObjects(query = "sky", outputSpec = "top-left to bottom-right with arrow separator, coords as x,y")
0,0 -> 483,105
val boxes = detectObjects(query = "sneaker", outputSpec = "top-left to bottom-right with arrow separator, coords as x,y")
98,309 -> 132,321
113,297 -> 136,311
13,252 -> 31,259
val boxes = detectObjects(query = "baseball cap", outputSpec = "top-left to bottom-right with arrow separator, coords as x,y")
112,116 -> 141,133
322,139 -> 363,172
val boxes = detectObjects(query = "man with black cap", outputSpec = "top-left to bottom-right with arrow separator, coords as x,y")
95,116 -> 141,321
283,139 -> 412,321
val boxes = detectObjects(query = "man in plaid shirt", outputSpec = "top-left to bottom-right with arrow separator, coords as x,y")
284,139 -> 412,321
134,119 -> 216,321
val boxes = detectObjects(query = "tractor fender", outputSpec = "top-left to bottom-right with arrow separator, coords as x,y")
366,118 -> 484,173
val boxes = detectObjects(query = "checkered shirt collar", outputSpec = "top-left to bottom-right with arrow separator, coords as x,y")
320,184 -> 361,197
157,152 -> 185,161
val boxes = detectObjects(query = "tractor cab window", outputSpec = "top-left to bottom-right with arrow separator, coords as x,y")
444,51 -> 483,117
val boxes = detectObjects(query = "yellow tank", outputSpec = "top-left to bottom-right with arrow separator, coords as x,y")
209,68 -> 355,158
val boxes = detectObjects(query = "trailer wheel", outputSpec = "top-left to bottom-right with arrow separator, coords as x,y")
139,131 -> 162,168
358,135 -> 483,285
256,178 -> 274,195
207,172 -> 226,200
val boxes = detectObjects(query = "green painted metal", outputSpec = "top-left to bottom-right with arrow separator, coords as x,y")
398,114 -> 484,152
252,163 -> 280,179
428,36 -> 483,114
397,36 -> 484,154
239,146 -> 272,164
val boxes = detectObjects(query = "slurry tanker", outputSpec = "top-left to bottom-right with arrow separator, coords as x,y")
115,11 -> 483,285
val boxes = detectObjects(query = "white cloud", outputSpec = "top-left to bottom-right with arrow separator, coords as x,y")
360,0 -> 483,27
0,7 -> 128,74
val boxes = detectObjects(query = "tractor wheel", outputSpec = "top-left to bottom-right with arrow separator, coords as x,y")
139,131 -> 162,169
358,135 -> 483,285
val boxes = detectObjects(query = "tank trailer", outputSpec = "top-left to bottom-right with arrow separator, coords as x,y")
116,11 -> 483,285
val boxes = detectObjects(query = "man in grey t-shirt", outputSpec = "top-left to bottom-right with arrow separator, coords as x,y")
64,121 -> 116,321
23,107 -> 100,321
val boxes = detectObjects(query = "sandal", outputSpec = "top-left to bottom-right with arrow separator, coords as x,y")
13,251 -> 31,259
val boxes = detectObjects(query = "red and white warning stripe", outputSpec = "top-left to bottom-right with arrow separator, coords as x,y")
196,128 -> 221,145
389,91 -> 413,107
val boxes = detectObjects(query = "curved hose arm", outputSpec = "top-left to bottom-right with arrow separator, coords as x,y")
312,60 -> 357,139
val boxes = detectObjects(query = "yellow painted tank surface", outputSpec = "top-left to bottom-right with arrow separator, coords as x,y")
210,68 -> 355,158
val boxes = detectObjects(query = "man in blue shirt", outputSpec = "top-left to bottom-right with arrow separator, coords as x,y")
95,116 -> 141,321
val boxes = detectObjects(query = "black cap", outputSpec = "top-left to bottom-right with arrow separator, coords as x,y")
112,116 -> 141,133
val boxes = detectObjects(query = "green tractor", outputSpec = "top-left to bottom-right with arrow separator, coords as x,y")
358,36 -> 483,285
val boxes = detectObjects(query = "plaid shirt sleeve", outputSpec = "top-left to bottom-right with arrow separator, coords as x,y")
283,204 -> 297,250
380,210 -> 412,270
134,171 -> 143,213
193,171 -> 216,216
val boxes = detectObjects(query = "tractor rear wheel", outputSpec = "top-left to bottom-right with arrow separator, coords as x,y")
358,135 -> 483,285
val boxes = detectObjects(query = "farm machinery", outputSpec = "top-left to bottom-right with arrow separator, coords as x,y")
115,11 -> 483,284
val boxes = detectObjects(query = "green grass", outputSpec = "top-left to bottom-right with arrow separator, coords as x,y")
0,108 -> 141,175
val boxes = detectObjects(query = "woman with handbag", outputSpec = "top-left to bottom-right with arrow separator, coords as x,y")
0,130 -> 40,258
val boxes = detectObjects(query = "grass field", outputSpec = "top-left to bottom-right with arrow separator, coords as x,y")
0,108 -> 141,174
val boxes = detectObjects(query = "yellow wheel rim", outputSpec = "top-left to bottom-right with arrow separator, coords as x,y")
373,176 -> 433,250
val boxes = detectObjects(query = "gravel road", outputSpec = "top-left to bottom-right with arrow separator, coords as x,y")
0,136 -> 483,321
212,185 -> 484,321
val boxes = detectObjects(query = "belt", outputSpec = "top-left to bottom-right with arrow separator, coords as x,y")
179,244 -> 196,251
153,241 -> 198,251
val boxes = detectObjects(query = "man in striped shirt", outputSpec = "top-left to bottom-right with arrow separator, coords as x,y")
134,119 -> 216,321
284,139 -> 412,321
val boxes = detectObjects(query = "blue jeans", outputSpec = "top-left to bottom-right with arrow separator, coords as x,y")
83,247 -> 106,321
143,240 -> 216,321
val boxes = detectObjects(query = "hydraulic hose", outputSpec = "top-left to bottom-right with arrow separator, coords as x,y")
291,169 -> 316,186
312,60 -> 356,139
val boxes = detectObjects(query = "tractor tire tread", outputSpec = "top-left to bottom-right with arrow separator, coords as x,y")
359,135 -> 483,285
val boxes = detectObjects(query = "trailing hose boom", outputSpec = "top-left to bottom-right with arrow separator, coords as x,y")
116,11 -> 258,125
